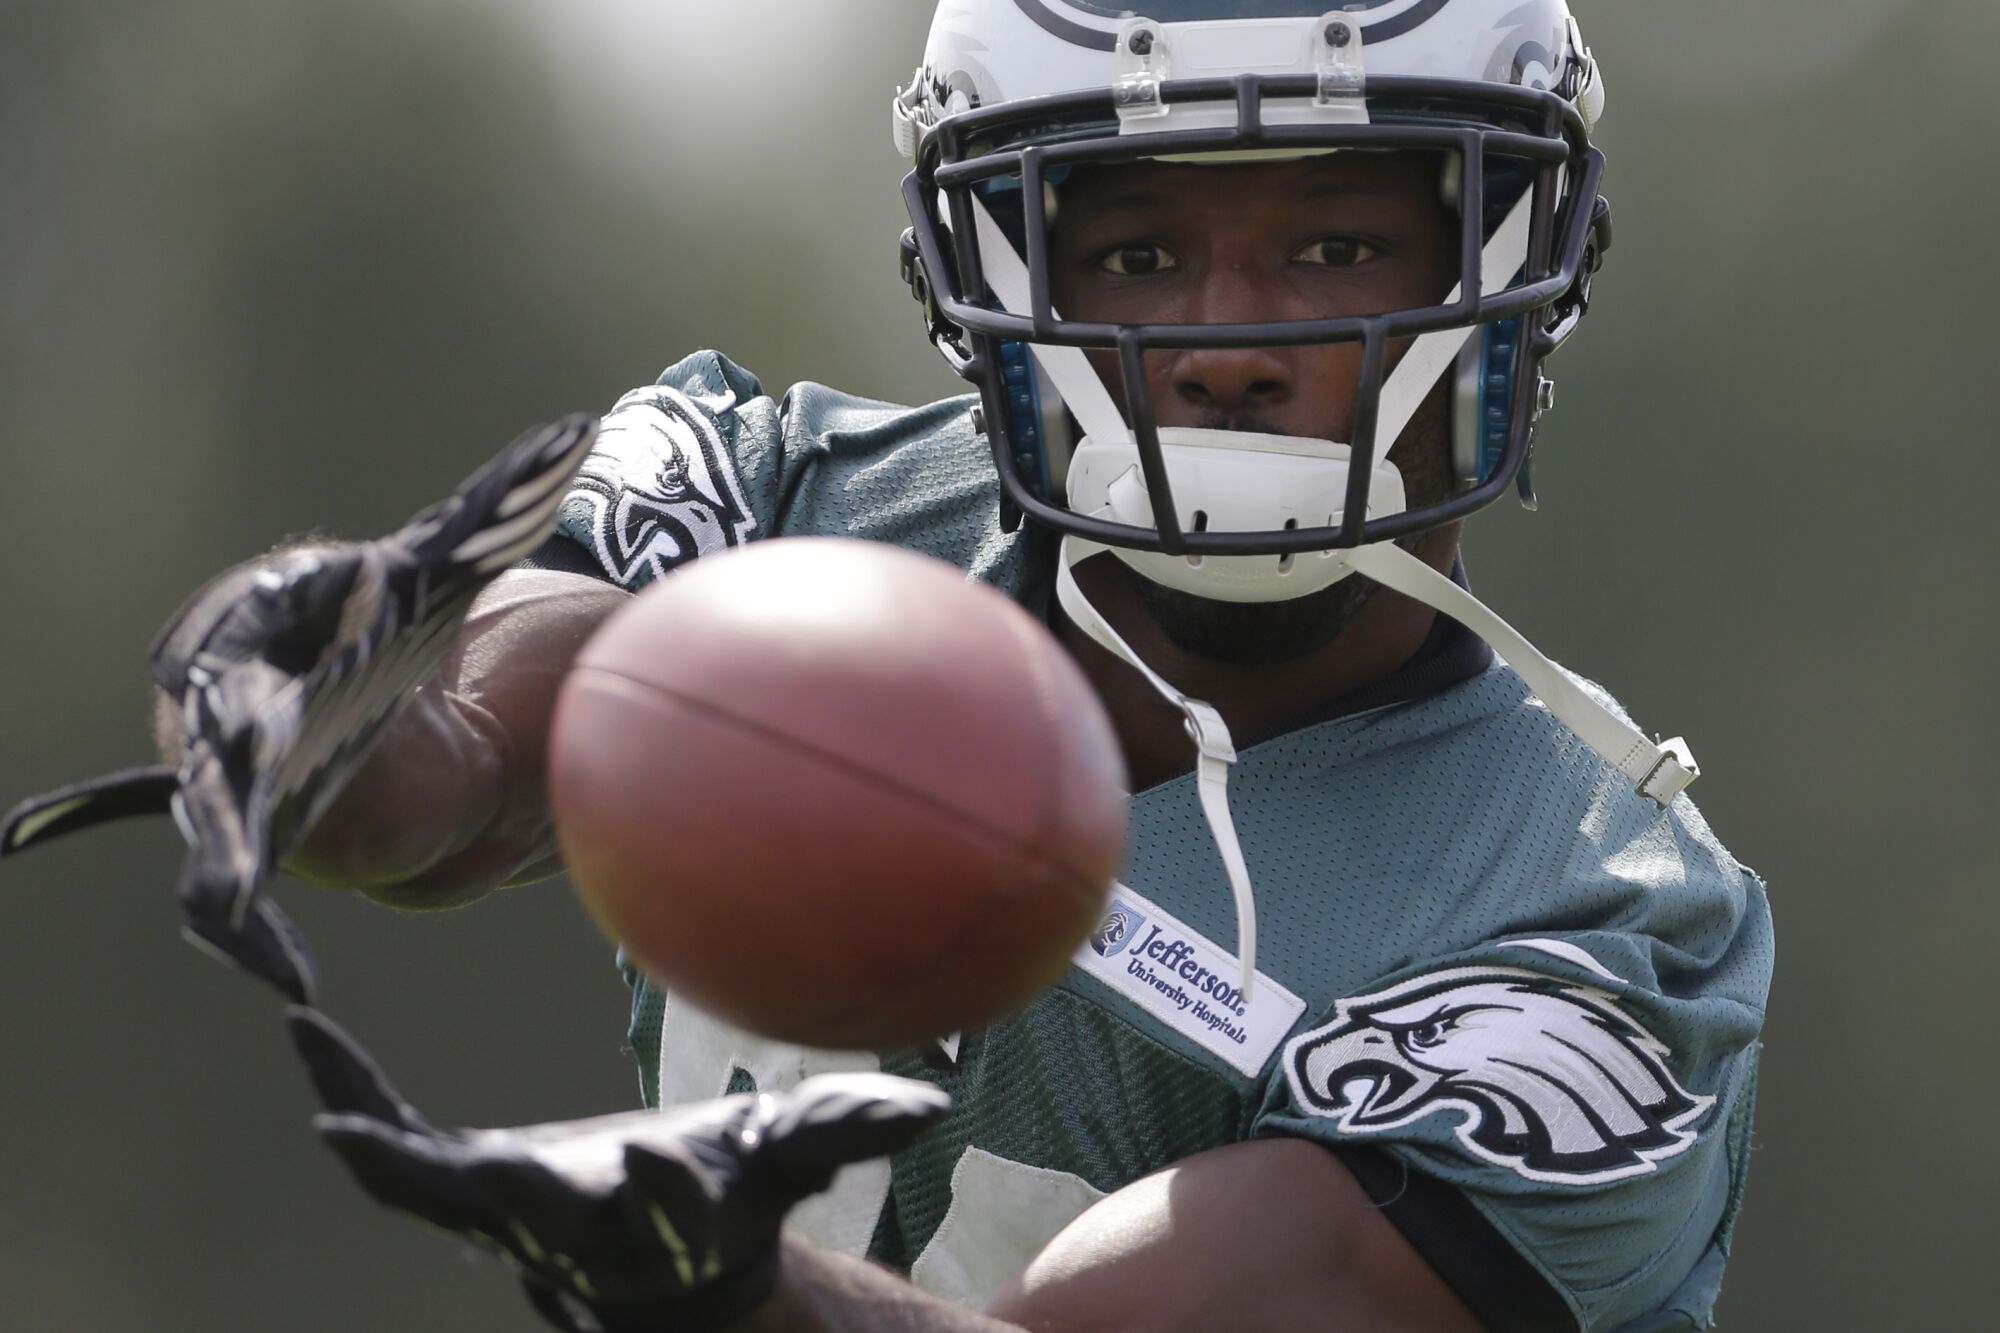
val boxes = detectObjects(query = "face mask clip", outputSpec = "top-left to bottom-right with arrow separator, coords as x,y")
1313,13 -> 1367,108
1114,20 -> 1172,124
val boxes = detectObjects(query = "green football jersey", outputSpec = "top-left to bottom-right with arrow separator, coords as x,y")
547,351 -> 1772,1333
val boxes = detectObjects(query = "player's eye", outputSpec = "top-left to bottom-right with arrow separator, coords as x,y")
1293,237 -> 1380,268
1098,242 -> 1179,277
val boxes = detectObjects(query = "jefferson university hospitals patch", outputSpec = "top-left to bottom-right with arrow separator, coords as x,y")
1071,884 -> 1305,1077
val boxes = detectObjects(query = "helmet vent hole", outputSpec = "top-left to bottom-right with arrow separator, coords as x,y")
1278,518 -> 1299,574
1186,512 -> 1209,568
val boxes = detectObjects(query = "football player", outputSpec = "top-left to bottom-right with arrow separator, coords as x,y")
6,3 -> 1771,1331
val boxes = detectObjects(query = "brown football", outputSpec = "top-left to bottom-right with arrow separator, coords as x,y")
548,537 -> 1128,1050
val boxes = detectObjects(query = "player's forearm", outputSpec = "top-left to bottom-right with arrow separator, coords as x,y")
739,1236 -> 1021,1333
277,681 -> 518,903
287,566 -> 629,905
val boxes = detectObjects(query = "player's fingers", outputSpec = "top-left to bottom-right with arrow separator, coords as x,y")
0,766 -> 178,856
182,891 -> 317,1005
313,1113 -> 495,1237
171,739 -> 265,917
168,720 -> 320,1001
622,1140 -> 728,1287
463,1151 -> 612,1256
622,1136 -> 725,1216
148,551 -> 354,695
520,1274 -> 594,1333
757,1074 -> 951,1192
288,1007 -> 432,1132
401,415 -> 597,577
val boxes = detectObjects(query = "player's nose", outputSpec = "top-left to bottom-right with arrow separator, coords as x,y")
1166,344 -> 1294,415
1162,261 -> 1298,414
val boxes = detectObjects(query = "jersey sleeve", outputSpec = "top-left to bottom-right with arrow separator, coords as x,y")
542,351 -> 784,591
533,350 -> 1012,596
1253,931 -> 1766,1333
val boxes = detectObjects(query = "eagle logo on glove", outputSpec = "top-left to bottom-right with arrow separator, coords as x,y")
1284,967 -> 1715,1185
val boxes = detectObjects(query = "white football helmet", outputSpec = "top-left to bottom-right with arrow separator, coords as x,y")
895,0 -> 1609,604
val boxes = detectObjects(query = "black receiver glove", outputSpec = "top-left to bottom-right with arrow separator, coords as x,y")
289,1007 -> 950,1333
1,417 -> 597,1002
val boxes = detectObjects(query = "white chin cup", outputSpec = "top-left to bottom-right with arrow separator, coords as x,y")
1064,428 -> 1408,605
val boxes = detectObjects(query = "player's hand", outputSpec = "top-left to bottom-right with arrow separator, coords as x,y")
288,1007 -> 950,1333
1,417 -> 597,1002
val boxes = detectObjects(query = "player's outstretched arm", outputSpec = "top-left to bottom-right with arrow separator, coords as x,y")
299,1008 -> 1484,1333
2,416 -> 601,998
290,1007 -> 954,1333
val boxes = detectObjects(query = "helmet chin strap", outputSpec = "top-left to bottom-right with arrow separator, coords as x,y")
1052,546 -> 1264,993
972,196 -> 1697,998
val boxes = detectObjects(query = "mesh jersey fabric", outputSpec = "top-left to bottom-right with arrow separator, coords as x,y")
542,351 -> 1772,1333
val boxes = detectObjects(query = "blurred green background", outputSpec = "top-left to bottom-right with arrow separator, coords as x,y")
0,1 -> 1990,1327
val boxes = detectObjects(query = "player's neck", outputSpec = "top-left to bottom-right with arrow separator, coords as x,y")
1059,531 -> 1458,792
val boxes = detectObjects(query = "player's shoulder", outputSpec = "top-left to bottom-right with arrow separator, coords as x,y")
1391,658 -> 1768,993
777,375 -> 977,454
1485,662 -> 1758,913
548,350 -> 998,591
628,348 -> 980,466
1341,658 -> 1753,885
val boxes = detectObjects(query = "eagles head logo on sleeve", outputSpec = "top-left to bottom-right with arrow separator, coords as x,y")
1284,967 -> 1716,1185
564,388 -> 757,588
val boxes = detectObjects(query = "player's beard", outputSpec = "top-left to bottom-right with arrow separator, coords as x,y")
1129,395 -> 1455,669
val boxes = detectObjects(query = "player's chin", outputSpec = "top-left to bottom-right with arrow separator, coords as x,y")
1132,573 -> 1381,668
